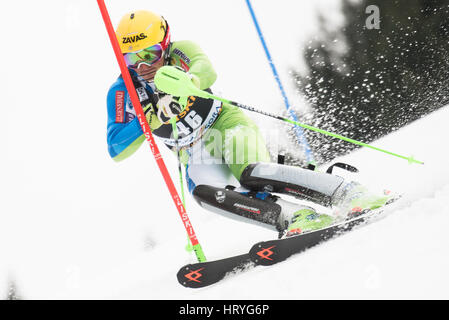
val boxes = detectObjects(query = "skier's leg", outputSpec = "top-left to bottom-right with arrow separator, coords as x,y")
204,102 -> 272,181
206,103 -> 342,206
184,140 -> 280,231
192,185 -> 281,231
185,139 -> 334,234
240,163 -> 396,216
240,162 -> 344,207
183,139 -> 240,192
192,184 -> 334,235
207,102 -> 393,216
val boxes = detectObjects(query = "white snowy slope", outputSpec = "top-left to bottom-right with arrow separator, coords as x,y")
1,0 -> 448,299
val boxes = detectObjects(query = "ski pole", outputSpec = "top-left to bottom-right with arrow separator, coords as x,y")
154,66 -> 424,165
244,0 -> 315,165
97,0 -> 206,262
170,118 -> 194,253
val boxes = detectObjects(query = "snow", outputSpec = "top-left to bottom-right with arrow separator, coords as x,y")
1,0 -> 448,299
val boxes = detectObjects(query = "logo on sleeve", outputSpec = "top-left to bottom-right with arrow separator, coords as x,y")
173,48 -> 191,64
115,91 -> 125,123
172,48 -> 191,71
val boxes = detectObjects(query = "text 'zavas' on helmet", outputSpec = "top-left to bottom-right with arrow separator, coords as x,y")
115,10 -> 171,54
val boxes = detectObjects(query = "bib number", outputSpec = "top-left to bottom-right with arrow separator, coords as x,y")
176,122 -> 191,136
185,111 -> 203,130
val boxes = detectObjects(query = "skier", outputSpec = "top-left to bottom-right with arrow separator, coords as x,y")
106,10 -> 393,238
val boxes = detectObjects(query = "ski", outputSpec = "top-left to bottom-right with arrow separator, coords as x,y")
249,207 -> 386,266
177,202 -> 396,288
177,253 -> 253,288
176,213 -> 378,288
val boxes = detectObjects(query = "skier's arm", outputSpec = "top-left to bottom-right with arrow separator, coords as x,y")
106,83 -> 145,161
107,77 -> 165,161
169,40 -> 217,89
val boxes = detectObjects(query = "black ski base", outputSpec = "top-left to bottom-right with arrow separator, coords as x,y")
177,253 -> 252,288
177,212 -> 368,288
177,204 -> 393,288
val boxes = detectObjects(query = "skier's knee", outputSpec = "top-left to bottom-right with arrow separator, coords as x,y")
192,184 -> 281,231
239,162 -> 265,190
239,162 -> 345,207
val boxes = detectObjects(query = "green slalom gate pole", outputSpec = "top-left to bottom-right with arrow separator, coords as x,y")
155,66 -> 424,165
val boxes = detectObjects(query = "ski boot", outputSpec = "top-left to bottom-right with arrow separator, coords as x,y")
276,199 -> 334,238
332,181 -> 397,219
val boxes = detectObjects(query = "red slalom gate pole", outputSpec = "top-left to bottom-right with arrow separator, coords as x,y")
97,0 -> 206,262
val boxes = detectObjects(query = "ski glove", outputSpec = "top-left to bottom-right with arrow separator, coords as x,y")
155,92 -> 187,124
154,67 -> 201,124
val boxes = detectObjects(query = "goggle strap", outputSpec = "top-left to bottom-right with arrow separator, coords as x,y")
160,17 -> 171,51
164,42 -> 172,64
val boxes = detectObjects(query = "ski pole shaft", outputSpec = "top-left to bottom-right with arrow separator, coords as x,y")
170,118 -> 186,208
154,66 -> 424,165
232,102 -> 423,164
97,0 -> 206,262
170,118 -> 193,252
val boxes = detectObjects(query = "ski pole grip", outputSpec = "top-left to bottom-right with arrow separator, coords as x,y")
155,66 -> 209,98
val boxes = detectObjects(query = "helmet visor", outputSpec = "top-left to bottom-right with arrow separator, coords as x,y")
124,43 -> 164,68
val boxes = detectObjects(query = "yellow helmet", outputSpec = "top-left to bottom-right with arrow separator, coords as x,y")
116,10 -> 170,54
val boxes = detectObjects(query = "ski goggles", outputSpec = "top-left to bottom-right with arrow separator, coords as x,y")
123,43 -> 165,68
